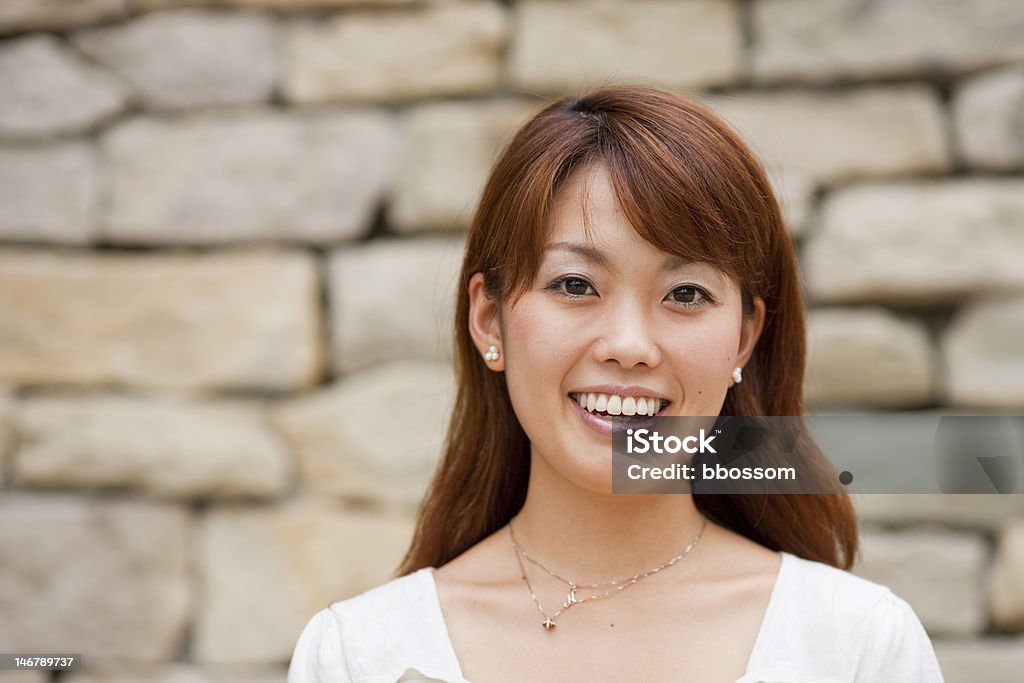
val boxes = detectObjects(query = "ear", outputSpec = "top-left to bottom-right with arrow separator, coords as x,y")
467,272 -> 505,372
736,296 -> 766,370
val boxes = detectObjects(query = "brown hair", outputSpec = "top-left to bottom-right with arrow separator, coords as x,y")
398,84 -> 858,574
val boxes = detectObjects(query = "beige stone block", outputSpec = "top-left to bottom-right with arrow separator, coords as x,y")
392,99 -> 541,233
14,393 -> 291,500
943,295 -> 1024,408
0,493 -> 191,660
328,237 -> 464,372
954,66 -> 1024,171
0,0 -> 127,32
137,0 -> 413,7
100,110 -> 394,244
0,142 -> 98,244
805,307 -> 934,407
0,248 -> 323,391
708,86 -> 949,185
753,0 -> 1024,83
283,1 -> 507,103
0,34 -> 128,140
65,664 -> 285,683
272,361 -> 454,505
804,181 -> 1024,305
0,387 -> 12,477
853,529 -> 988,636
854,493 -> 1024,530
71,10 -> 277,110
508,0 -> 742,93
0,672 -> 47,683
194,498 -> 414,663
767,168 -> 815,236
990,520 -> 1024,630
935,636 -> 1024,682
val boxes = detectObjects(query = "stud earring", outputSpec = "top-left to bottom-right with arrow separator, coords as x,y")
732,367 -> 743,384
484,345 -> 500,362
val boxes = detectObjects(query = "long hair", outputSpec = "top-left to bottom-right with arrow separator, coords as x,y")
397,84 -> 858,574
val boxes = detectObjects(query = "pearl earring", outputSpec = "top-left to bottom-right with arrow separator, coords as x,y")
484,345 -> 500,362
732,367 -> 743,384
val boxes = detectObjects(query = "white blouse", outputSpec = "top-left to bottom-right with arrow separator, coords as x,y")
287,551 -> 944,682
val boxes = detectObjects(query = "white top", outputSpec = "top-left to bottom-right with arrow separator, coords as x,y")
287,551 -> 944,682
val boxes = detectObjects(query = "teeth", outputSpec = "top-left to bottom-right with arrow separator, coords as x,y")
621,397 -> 636,416
572,392 -> 666,417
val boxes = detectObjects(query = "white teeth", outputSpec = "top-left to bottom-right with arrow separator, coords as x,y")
573,392 -> 665,417
606,395 -> 621,415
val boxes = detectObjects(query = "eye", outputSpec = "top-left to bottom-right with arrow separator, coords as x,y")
547,276 -> 595,299
666,285 -> 713,309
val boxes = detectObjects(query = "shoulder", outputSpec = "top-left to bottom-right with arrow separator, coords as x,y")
780,552 -> 894,621
328,567 -> 437,626
758,552 -> 895,663
288,603 -> 351,683
747,553 -> 943,681
287,568 -> 460,683
849,590 -> 945,682
776,552 -> 935,645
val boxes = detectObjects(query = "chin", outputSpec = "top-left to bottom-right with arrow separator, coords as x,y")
547,448 -> 617,495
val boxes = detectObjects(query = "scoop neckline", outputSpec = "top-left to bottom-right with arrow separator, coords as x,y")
422,550 -> 792,682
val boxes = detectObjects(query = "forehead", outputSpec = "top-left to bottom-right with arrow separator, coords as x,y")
540,166 -> 733,292
545,165 -> 651,258
542,165 -> 724,283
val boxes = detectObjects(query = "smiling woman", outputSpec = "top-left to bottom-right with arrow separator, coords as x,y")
487,164 -> 759,452
288,85 -> 944,682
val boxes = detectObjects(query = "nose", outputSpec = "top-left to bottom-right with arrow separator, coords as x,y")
591,294 -> 663,369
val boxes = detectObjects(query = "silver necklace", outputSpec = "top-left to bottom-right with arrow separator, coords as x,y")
508,516 -> 708,630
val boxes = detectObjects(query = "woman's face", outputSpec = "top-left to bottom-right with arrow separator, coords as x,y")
469,163 -> 765,493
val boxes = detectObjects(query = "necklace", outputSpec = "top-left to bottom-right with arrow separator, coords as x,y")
508,516 -> 708,631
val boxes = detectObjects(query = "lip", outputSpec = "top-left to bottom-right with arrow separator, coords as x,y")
567,392 -> 669,439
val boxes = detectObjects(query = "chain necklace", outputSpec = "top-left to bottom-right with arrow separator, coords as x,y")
508,516 -> 708,631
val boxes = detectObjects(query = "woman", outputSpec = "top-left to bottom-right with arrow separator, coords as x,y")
288,84 -> 944,682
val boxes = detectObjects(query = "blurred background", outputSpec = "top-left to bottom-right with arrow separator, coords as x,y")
0,0 -> 1022,680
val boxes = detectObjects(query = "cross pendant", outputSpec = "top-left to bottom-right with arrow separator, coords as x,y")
542,618 -> 556,630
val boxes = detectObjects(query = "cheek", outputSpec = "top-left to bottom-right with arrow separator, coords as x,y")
500,303 -> 584,439
684,322 -> 742,362
504,304 -> 577,377
670,320 -> 742,394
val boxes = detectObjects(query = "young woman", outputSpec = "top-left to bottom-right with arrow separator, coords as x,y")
288,84 -> 944,682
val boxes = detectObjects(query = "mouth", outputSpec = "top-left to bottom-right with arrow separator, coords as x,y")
568,391 -> 670,424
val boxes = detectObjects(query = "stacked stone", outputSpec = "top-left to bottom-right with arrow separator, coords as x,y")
0,1 -> 1022,680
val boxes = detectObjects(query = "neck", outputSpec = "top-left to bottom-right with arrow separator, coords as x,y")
509,448 -> 708,585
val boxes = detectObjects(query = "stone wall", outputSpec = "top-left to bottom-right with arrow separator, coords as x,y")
0,1 -> 1022,680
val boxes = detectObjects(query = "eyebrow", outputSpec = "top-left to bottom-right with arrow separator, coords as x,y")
544,241 -> 693,272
